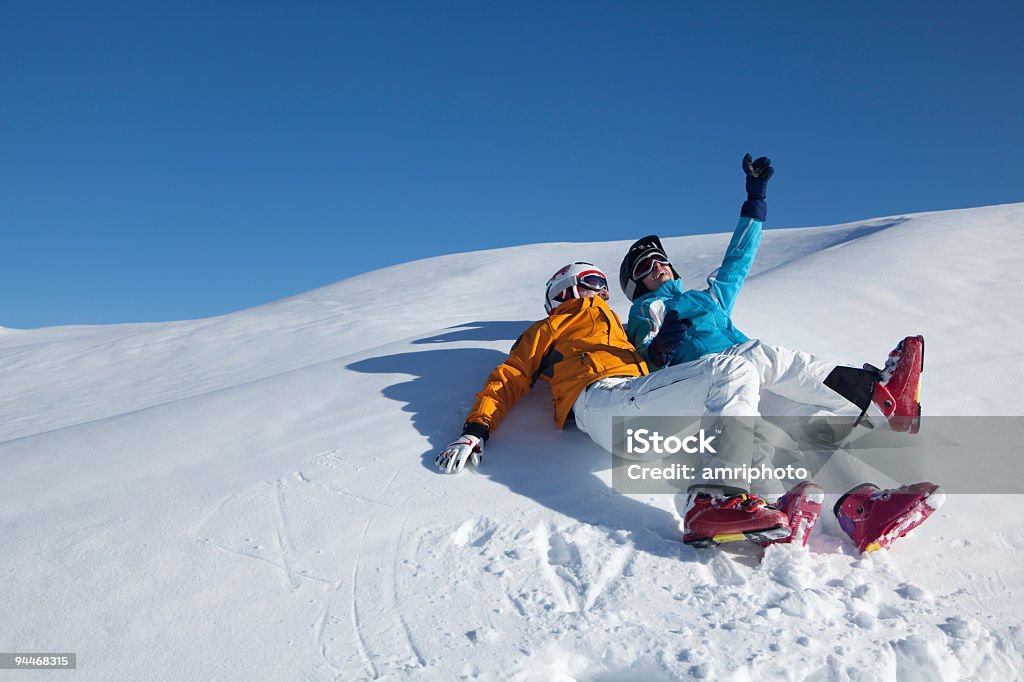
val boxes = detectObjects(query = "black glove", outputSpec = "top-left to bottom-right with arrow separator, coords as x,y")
647,310 -> 691,367
741,153 -> 773,221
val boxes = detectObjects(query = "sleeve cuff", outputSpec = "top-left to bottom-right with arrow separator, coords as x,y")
463,421 -> 491,442
740,198 -> 767,222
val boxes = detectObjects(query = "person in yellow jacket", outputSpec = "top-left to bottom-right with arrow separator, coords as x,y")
436,261 -> 764,474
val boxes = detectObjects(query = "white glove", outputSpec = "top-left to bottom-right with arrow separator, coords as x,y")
435,434 -> 484,474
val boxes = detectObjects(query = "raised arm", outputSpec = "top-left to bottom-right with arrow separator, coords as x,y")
706,154 -> 774,314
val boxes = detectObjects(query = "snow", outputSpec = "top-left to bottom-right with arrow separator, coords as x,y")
2,203 -> 1024,679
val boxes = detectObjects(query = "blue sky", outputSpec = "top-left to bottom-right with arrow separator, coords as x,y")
3,2 -> 1021,328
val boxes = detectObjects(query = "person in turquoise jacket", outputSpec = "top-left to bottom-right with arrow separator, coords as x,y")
621,154 -> 767,367
618,153 -> 915,432
614,153 -> 941,551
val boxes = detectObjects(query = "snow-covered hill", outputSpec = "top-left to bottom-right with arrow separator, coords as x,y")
2,204 -> 1023,680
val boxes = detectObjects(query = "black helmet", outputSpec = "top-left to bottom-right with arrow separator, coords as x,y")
619,235 -> 680,301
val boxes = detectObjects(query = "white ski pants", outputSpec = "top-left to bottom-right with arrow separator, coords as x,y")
573,340 -> 872,492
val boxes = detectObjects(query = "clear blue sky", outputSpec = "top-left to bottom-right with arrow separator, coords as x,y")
3,2 -> 1021,328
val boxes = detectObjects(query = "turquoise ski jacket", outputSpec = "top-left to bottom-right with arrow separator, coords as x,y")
626,216 -> 762,366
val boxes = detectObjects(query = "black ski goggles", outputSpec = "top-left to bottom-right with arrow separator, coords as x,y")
577,274 -> 609,292
632,252 -> 670,281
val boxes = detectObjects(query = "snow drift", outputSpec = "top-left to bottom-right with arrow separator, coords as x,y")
2,203 -> 1023,680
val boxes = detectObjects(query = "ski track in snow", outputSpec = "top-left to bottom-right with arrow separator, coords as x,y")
272,478 -> 301,590
188,452 -> 433,678
349,518 -> 379,679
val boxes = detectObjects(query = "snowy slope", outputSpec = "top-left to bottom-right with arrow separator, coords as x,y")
2,204 -> 1023,680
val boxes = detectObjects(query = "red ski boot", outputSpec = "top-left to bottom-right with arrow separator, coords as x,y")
869,335 -> 924,434
834,482 -> 945,553
761,481 -> 825,547
683,490 -> 790,548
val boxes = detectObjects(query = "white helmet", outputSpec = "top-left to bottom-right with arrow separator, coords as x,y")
544,262 -> 609,314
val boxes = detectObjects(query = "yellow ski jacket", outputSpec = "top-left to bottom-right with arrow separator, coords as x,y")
465,296 -> 648,433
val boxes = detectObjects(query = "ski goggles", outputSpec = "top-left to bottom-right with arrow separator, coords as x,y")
577,273 -> 609,292
631,252 -> 670,281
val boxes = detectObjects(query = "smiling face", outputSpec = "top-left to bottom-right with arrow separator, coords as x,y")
641,259 -> 674,291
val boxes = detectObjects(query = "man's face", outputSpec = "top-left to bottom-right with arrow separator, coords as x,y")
641,260 -> 673,291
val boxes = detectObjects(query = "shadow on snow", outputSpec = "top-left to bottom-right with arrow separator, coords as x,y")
348,320 -> 688,560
